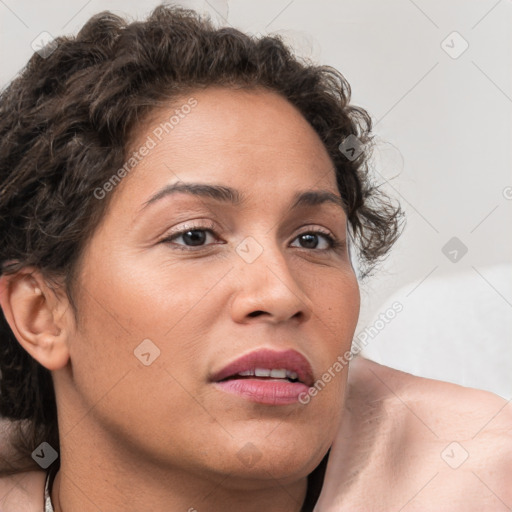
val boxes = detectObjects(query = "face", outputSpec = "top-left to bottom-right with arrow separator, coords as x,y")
55,86 -> 360,485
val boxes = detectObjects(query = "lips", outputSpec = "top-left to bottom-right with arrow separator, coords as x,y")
210,348 -> 314,387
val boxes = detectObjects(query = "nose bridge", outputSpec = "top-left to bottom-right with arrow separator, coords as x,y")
231,232 -> 313,322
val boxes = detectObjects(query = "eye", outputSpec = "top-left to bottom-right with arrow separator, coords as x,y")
160,224 -> 343,252
290,230 -> 341,251
161,224 -> 218,250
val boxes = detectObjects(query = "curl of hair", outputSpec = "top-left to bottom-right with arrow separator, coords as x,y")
0,5 -> 404,477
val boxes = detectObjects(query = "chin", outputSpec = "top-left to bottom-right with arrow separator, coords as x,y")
209,425 -> 332,484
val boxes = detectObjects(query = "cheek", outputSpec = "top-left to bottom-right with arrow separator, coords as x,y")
65,271 -> 221,459
106,252 -> 226,333
305,269 -> 359,402
68,253 -> 229,412
94,365 -> 221,450
312,268 -> 360,351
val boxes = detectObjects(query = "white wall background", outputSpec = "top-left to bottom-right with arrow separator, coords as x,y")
1,0 -> 511,397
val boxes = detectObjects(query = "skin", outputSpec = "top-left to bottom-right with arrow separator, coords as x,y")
1,87 -> 511,512
1,360 -> 511,512
317,357 -> 512,510
0,87 -> 360,512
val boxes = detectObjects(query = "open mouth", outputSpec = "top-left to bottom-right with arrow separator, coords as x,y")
220,368 -> 301,383
210,348 -> 314,405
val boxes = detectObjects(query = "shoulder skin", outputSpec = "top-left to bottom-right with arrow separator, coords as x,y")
0,469 -> 46,512
315,356 -> 512,511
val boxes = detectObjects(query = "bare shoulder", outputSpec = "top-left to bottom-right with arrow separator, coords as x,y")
0,470 -> 46,512
349,355 -> 512,437
316,357 -> 512,511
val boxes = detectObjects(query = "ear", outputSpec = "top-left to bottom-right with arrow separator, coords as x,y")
0,267 -> 71,371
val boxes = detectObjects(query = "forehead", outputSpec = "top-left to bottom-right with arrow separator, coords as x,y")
111,86 -> 339,211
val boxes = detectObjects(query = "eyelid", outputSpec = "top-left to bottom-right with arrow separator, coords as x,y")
161,222 -> 345,252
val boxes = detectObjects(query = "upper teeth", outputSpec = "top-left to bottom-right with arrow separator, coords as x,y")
238,368 -> 299,380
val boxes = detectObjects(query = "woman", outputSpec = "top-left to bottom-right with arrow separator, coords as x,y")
0,5 -> 510,511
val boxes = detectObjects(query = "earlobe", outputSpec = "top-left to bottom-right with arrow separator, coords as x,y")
0,268 -> 70,371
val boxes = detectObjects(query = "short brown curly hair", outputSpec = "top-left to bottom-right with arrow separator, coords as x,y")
0,4 -> 404,478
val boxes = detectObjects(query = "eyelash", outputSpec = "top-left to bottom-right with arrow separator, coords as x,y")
160,223 -> 344,253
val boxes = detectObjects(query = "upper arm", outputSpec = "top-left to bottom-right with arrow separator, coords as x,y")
0,470 -> 46,512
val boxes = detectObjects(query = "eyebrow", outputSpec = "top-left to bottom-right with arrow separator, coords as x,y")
139,182 -> 347,213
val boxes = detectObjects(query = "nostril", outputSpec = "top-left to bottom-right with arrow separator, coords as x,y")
248,310 -> 266,317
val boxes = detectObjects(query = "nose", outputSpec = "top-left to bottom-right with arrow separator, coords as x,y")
230,238 -> 314,325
